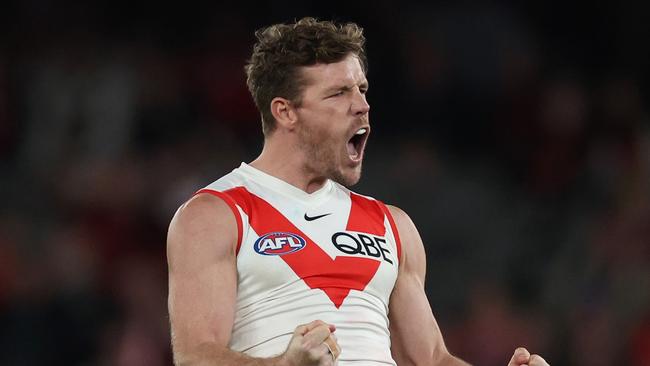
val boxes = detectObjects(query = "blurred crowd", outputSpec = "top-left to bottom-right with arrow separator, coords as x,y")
1,1 -> 649,365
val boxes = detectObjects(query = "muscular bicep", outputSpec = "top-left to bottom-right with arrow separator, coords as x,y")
388,205 -> 450,366
167,193 -> 239,360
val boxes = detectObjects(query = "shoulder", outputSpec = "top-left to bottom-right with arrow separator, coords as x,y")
384,205 -> 415,233
167,192 -> 239,260
172,192 -> 236,229
384,204 -> 426,272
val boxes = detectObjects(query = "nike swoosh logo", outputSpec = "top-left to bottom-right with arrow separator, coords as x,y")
304,213 -> 332,221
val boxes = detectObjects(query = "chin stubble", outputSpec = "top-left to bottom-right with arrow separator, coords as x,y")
297,126 -> 363,187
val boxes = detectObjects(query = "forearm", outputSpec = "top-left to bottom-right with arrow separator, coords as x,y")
174,343 -> 286,366
437,353 -> 471,366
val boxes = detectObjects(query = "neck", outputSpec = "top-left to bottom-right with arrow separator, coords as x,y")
249,134 -> 327,194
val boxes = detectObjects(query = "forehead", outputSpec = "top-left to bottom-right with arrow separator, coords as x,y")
300,54 -> 367,91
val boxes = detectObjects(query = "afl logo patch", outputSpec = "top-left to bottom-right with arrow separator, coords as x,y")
254,232 -> 307,256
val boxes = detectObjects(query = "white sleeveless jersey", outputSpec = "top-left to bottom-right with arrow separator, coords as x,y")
199,163 -> 402,365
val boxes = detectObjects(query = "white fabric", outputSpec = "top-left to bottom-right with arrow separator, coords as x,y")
204,163 -> 400,365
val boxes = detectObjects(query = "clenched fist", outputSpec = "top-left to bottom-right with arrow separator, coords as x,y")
508,347 -> 549,366
280,320 -> 341,366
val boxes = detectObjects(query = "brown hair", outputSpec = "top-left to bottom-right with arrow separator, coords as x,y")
245,17 -> 367,135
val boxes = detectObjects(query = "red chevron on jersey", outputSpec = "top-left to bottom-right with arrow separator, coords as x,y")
377,200 -> 402,263
346,192 -> 386,236
223,187 -> 381,308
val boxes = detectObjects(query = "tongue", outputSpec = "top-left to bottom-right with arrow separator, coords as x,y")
347,141 -> 358,158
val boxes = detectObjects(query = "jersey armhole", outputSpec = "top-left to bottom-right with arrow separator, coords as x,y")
377,201 -> 402,265
194,188 -> 244,255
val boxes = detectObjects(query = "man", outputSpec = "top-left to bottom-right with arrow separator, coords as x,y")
167,17 -> 549,366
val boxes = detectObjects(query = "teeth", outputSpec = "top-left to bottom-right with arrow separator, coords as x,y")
355,128 -> 367,135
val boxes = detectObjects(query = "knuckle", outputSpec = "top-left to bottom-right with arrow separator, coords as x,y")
311,324 -> 330,336
530,354 -> 547,365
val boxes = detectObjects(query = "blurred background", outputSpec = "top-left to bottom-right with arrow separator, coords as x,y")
1,0 -> 649,365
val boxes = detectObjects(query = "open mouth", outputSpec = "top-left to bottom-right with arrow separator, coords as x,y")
347,127 -> 369,162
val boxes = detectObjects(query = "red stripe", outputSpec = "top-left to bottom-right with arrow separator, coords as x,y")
346,193 -> 386,236
377,201 -> 402,265
227,187 -> 380,309
195,189 -> 244,255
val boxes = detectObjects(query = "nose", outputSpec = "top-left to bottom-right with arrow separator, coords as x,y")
351,89 -> 370,116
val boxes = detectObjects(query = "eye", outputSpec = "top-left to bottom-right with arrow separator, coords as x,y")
329,91 -> 344,98
359,83 -> 369,94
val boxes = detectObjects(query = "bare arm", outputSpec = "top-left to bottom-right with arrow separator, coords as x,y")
387,206 -> 550,366
167,193 -> 280,365
387,205 -> 470,366
167,194 -> 340,366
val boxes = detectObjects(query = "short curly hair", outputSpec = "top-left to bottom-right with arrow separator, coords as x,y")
245,17 -> 367,135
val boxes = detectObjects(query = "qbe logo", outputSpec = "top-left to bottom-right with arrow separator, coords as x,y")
254,232 -> 307,256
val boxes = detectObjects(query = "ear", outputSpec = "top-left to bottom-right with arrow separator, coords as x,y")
270,97 -> 298,130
